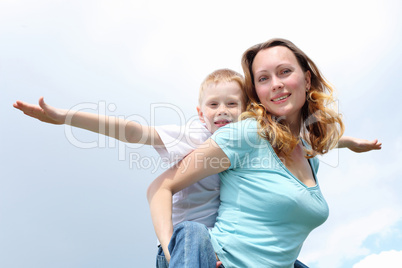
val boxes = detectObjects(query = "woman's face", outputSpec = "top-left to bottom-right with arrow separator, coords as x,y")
252,46 -> 311,124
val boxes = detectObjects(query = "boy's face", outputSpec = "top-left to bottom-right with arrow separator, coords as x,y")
197,81 -> 244,133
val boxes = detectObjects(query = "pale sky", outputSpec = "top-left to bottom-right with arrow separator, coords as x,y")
1,0 -> 402,267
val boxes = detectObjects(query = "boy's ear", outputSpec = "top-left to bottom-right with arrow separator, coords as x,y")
196,106 -> 205,123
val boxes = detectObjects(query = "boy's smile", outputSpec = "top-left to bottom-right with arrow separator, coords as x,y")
214,118 -> 232,128
197,81 -> 244,133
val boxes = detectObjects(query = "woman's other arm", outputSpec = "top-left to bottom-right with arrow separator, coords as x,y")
337,136 -> 382,153
147,138 -> 230,262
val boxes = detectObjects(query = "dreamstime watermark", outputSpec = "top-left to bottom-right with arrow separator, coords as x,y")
62,100 -> 342,171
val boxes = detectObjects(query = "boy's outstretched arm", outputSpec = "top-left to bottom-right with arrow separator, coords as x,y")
13,97 -> 164,147
337,136 -> 382,153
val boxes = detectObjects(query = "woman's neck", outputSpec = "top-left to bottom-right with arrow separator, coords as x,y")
283,117 -> 302,137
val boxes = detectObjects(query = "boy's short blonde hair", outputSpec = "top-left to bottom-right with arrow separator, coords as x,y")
198,69 -> 246,108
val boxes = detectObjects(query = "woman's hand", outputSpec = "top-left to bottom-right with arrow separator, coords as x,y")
338,136 -> 382,153
347,138 -> 382,153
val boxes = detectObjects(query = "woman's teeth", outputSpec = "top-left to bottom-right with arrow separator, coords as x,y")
273,94 -> 289,102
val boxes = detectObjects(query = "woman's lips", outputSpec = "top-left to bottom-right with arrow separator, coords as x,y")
272,93 -> 291,104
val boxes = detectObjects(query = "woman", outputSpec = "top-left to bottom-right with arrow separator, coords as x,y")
147,38 -> 344,267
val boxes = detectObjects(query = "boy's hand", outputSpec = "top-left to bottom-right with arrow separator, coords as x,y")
13,97 -> 67,125
339,136 -> 382,153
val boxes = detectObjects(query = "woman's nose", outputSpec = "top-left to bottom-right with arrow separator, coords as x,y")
271,76 -> 284,91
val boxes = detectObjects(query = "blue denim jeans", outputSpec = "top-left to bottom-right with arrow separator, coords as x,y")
155,221 -> 309,268
156,246 -> 168,268
294,259 -> 309,268
156,221 -> 216,268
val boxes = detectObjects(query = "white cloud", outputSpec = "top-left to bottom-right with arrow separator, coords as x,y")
299,135 -> 402,268
353,250 -> 402,268
302,208 -> 402,268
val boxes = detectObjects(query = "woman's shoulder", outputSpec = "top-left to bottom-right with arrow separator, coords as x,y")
212,118 -> 261,146
214,118 -> 258,136
222,118 -> 257,130
301,139 -> 320,173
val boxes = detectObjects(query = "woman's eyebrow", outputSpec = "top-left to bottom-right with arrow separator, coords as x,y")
254,63 -> 293,74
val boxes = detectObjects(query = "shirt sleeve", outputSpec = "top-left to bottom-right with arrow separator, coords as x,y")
210,119 -> 260,169
154,120 -> 211,164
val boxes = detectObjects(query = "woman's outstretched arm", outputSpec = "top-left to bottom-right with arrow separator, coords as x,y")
337,136 -> 382,152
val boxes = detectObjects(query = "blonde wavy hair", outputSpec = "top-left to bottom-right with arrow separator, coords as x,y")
241,38 -> 344,159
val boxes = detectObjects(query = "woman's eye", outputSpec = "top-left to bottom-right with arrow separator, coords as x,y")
228,102 -> 237,106
258,77 -> 267,82
282,69 -> 291,75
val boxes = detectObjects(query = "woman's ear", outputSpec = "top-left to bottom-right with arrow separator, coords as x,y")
305,70 -> 312,90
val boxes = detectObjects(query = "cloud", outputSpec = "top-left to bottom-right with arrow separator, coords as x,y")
353,250 -> 402,268
302,208 -> 402,268
299,135 -> 402,268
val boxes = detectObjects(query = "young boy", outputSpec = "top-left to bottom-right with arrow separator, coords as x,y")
13,69 -> 381,267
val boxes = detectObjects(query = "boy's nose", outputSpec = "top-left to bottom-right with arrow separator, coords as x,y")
217,106 -> 229,115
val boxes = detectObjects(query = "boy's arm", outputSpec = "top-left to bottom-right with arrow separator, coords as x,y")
337,136 -> 382,153
13,97 -> 164,146
147,138 -> 229,262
